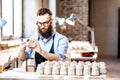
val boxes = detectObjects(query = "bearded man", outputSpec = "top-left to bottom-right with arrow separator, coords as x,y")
19,8 -> 68,68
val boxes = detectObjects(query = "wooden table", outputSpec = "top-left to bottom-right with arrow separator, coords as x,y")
0,70 -> 106,80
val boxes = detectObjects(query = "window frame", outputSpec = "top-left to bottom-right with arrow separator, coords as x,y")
1,0 -> 23,40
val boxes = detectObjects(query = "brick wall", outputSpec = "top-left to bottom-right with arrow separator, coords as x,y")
56,0 -> 89,41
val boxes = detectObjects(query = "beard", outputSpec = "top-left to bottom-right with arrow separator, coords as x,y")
38,24 -> 53,39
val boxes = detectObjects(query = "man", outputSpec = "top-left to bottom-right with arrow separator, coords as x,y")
19,8 -> 69,68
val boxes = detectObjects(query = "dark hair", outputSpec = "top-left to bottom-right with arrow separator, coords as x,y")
37,8 -> 52,16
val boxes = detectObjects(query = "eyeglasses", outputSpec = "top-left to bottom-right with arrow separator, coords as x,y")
36,19 -> 51,27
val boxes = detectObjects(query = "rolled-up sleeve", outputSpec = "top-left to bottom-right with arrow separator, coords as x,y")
55,36 -> 69,60
25,47 -> 33,59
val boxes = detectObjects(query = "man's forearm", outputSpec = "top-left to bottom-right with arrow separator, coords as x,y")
39,50 -> 60,61
19,49 -> 26,61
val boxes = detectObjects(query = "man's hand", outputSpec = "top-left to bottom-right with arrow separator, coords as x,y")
28,39 -> 42,53
19,41 -> 27,61
19,42 -> 27,51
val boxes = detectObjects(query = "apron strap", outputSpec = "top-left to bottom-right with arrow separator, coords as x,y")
35,34 -> 55,67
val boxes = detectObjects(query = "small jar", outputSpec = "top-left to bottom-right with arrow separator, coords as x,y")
76,65 -> 83,76
60,64 -> 67,75
68,66 -> 75,75
26,39 -> 36,47
52,64 -> 60,75
83,65 -> 91,75
91,66 -> 99,76
36,64 -> 44,75
44,64 -> 52,75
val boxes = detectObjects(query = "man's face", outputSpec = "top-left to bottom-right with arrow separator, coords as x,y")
36,14 -> 53,38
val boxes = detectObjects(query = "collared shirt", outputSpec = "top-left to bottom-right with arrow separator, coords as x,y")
25,31 -> 69,61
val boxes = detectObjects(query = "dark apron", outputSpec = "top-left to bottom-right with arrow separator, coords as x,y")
35,35 -> 55,67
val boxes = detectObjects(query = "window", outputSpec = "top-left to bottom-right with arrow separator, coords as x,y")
1,0 -> 22,40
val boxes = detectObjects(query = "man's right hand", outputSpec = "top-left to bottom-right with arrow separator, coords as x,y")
19,42 -> 27,61
19,42 -> 27,51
